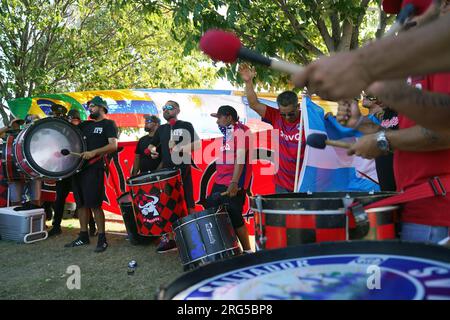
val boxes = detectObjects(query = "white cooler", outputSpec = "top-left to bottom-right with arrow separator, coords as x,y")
0,207 -> 48,243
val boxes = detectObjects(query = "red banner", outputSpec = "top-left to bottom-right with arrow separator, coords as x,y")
103,131 -> 277,235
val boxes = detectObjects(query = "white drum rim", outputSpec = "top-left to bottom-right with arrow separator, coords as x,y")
250,208 -> 346,215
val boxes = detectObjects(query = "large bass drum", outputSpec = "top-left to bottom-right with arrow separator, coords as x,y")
158,241 -> 450,300
13,118 -> 86,180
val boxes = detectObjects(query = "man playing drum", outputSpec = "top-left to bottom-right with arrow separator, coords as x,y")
147,100 -> 201,253
65,96 -> 118,252
208,105 -> 252,253
132,114 -> 161,175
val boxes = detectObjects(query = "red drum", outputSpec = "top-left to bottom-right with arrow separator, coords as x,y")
250,193 -> 347,250
127,168 -> 188,236
0,145 -> 8,207
1,135 -> 25,182
13,118 -> 86,180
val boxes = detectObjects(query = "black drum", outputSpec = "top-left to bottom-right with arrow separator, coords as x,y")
118,192 -> 141,245
158,241 -> 450,300
172,208 -> 242,271
13,118 -> 86,179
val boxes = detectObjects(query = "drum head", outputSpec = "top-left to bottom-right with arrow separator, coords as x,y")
158,241 -> 450,300
127,168 -> 180,186
22,118 -> 86,178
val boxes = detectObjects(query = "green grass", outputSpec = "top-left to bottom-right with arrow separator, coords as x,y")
0,219 -> 184,300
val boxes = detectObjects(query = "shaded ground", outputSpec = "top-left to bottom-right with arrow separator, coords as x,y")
0,218 -> 184,300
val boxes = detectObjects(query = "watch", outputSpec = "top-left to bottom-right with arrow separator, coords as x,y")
376,130 -> 390,152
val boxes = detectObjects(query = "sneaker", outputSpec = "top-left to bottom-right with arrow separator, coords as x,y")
94,240 -> 108,253
64,236 -> 90,247
47,226 -> 62,237
156,234 -> 177,253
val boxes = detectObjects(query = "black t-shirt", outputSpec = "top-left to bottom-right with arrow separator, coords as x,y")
375,108 -> 399,192
150,120 -> 199,173
135,135 -> 161,173
79,119 -> 118,168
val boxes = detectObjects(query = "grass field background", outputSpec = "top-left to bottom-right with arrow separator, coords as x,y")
0,218 -> 184,300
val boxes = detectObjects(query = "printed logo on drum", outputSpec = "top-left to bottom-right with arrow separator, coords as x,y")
139,195 -> 160,222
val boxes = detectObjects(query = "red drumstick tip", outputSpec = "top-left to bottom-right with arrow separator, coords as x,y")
199,29 -> 242,63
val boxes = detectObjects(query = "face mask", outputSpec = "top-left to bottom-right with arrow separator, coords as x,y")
218,124 -> 233,143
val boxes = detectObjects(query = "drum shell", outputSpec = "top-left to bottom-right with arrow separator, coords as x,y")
348,205 -> 401,240
2,135 -> 25,182
117,192 -> 142,245
127,168 -> 188,236
250,192 -> 399,249
13,118 -> 86,179
173,208 -> 241,270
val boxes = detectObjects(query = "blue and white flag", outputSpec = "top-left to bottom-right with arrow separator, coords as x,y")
298,96 -> 380,192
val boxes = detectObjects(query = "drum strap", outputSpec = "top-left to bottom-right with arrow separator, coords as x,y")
364,175 -> 450,210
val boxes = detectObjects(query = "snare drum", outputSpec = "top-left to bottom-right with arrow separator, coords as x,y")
158,241 -> 450,300
13,118 -> 86,180
127,168 -> 188,236
250,193 -> 347,250
173,207 -> 242,271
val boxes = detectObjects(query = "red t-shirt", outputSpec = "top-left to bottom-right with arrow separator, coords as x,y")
215,122 -> 253,190
393,73 -> 450,227
263,106 -> 305,191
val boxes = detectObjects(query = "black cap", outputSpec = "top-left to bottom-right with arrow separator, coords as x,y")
144,114 -> 161,124
90,96 -> 108,113
210,105 -> 238,121
67,109 -> 81,120
51,104 -> 68,115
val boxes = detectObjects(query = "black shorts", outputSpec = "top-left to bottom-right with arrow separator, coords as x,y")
72,166 -> 105,208
209,183 -> 246,229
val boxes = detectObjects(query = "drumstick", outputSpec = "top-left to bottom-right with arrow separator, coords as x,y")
61,148 -> 102,165
124,159 -> 132,177
200,29 -> 303,74
60,149 -> 81,157
306,133 -> 352,149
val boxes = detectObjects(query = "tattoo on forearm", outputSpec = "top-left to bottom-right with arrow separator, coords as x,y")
379,83 -> 450,111
421,127 -> 440,143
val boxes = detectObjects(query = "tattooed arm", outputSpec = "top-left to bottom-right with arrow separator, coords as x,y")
368,80 -> 450,134
386,126 -> 450,152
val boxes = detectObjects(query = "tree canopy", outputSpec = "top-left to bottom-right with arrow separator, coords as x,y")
0,0 -> 216,124
142,0 -> 394,90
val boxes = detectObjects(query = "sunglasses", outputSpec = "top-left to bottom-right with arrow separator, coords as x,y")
162,105 -> 175,111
